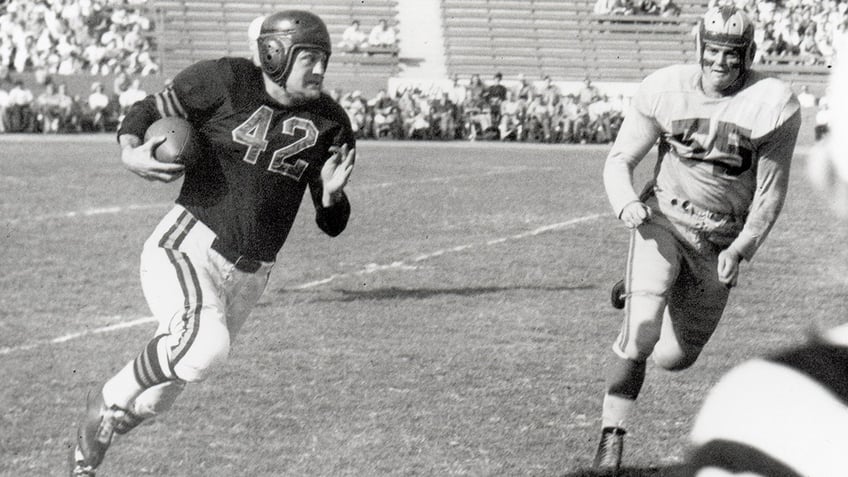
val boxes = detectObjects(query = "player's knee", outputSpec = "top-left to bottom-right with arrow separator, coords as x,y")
173,335 -> 231,382
654,348 -> 700,371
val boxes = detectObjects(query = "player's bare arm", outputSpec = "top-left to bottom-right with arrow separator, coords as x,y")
321,143 -> 356,207
118,133 -> 185,183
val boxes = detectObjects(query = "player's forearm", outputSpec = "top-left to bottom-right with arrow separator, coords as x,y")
604,151 -> 641,217
731,110 -> 800,260
729,165 -> 791,261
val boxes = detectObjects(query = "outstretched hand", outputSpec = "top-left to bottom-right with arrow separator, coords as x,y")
121,135 -> 185,182
321,143 -> 355,206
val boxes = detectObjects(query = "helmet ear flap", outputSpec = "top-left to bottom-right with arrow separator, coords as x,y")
745,41 -> 757,69
258,35 -> 290,85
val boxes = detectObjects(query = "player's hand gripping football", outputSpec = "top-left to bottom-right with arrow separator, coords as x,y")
717,248 -> 741,288
120,135 -> 185,183
619,200 -> 653,229
321,143 -> 355,206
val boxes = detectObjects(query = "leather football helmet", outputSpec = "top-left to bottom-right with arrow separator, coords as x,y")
257,10 -> 331,87
696,5 -> 756,71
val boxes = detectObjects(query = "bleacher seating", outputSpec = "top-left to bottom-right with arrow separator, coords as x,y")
150,0 -> 399,94
440,0 -> 829,90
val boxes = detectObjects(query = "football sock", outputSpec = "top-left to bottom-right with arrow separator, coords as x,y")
602,393 -> 635,430
607,356 -> 646,400
102,335 -> 176,409
601,356 -> 647,429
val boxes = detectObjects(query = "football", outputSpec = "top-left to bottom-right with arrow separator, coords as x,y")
144,116 -> 200,167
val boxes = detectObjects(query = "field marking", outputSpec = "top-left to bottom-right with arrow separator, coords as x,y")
3,167 -> 556,224
0,316 -> 156,356
289,212 -> 605,290
0,212 -> 604,357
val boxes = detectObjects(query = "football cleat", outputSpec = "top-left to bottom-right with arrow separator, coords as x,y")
593,426 -> 626,475
610,280 -> 626,310
71,390 -> 143,475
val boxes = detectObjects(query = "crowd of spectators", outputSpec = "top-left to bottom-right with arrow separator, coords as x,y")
334,73 -> 626,144
594,0 -> 683,17
337,18 -> 399,54
0,68 -> 147,133
596,0 -> 847,66
0,0 -> 158,78
724,0 -> 848,66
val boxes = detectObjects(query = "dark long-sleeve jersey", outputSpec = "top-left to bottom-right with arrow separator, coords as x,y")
119,57 -> 354,262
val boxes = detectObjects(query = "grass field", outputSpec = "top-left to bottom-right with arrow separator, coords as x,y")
1,127 -> 845,476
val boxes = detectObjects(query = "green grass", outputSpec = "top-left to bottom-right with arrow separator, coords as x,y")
1,127 -> 844,476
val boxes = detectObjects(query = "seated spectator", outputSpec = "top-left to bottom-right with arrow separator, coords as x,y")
82,81 -> 112,132
637,0 -> 661,15
6,79 -> 35,132
462,80 -> 491,140
338,20 -> 368,53
498,90 -> 524,141
367,19 -> 398,51
514,73 -> 535,102
35,81 -> 63,133
430,92 -> 458,140
594,0 -> 628,15
405,90 -> 431,140
553,94 -> 580,143
578,77 -> 601,106
587,94 -> 616,143
369,89 -> 400,139
118,78 -> 146,119
539,75 -> 561,105
483,72 -> 507,125
340,90 -> 369,138
659,0 -> 682,17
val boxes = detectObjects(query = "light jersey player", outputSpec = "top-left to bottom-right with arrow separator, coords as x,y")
683,34 -> 848,477
594,5 -> 801,474
70,10 -> 356,476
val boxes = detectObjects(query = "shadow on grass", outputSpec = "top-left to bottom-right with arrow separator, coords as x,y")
279,284 -> 595,301
561,465 -> 685,477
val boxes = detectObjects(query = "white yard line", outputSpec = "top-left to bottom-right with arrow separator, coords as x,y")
0,212 -> 605,356
3,167 -> 555,224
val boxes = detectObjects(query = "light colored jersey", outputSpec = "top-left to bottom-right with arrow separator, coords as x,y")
604,64 -> 801,260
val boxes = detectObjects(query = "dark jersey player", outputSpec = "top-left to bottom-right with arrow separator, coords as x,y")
70,11 -> 356,476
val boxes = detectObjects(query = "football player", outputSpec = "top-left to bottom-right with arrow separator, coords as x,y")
70,10 -> 356,476
684,34 -> 848,477
594,6 -> 802,474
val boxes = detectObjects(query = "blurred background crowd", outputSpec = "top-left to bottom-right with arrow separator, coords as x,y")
0,0 -> 840,139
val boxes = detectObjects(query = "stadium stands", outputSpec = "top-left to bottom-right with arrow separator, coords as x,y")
150,0 -> 400,93
440,0 -> 830,90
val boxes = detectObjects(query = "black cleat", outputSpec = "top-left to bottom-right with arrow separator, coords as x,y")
610,280 -> 626,310
593,426 -> 626,476
70,390 -> 142,476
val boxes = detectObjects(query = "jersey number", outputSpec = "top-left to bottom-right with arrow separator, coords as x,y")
232,106 -> 318,180
670,118 -> 753,177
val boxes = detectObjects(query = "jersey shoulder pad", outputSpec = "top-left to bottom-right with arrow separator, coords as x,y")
632,64 -> 697,117
171,58 -> 237,113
